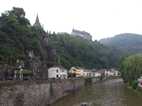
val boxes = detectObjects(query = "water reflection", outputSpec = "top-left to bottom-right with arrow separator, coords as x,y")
51,79 -> 142,106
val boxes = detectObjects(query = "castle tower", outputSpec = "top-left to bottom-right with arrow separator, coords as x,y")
33,14 -> 42,28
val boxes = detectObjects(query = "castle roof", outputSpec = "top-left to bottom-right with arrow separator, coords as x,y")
72,29 -> 91,36
33,14 -> 42,28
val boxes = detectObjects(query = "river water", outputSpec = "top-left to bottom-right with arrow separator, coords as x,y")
51,79 -> 142,106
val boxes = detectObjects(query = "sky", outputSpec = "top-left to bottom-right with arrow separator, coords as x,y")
1,0 -> 142,40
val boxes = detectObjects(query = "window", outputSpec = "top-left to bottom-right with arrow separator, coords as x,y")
56,69 -> 58,73
56,75 -> 59,78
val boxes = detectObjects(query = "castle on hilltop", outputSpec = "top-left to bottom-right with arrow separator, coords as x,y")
71,29 -> 92,40
33,15 -> 92,41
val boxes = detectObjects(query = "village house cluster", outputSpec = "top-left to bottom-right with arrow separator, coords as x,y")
47,66 -> 120,79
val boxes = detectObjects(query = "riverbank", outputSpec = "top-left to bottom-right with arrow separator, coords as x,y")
0,78 -> 85,106
128,84 -> 142,96
51,79 -> 142,106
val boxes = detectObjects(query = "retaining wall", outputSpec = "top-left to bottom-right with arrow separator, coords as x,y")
0,79 -> 85,106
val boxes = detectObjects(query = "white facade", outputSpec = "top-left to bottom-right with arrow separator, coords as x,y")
138,76 -> 142,88
82,71 -> 92,78
104,69 -> 120,77
94,72 -> 102,77
48,67 -> 68,79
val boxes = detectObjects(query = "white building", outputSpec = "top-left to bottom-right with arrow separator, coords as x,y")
94,72 -> 102,77
82,70 -> 92,78
105,69 -> 120,77
138,76 -> 142,88
48,66 -> 68,79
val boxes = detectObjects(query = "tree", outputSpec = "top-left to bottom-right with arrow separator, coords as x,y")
120,54 -> 142,84
0,7 -> 40,65
48,32 -> 115,69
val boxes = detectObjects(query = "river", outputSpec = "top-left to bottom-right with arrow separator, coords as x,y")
51,79 -> 142,106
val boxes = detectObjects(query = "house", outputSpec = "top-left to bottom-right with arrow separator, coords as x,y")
69,67 -> 93,78
94,71 -> 102,77
48,66 -> 68,79
94,69 -> 106,77
138,76 -> 142,88
69,67 -> 84,77
105,69 -> 120,77
82,70 -> 92,78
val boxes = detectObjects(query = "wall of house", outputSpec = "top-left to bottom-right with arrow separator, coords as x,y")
48,67 -> 67,79
48,67 -> 58,78
0,79 -> 84,106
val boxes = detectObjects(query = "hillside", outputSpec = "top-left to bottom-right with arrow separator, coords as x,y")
48,33 -> 117,69
100,33 -> 142,54
0,7 -> 118,76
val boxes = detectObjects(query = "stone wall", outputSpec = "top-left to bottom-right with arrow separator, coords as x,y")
0,79 -> 84,106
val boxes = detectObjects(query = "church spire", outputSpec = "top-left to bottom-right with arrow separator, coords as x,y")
34,14 -> 42,28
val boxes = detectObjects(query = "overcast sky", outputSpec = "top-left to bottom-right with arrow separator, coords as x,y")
1,0 -> 142,40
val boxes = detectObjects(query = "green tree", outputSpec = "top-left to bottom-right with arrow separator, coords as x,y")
120,54 -> 142,85
48,32 -> 114,69
0,7 -> 40,65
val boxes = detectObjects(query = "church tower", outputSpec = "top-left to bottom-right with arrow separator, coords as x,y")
33,14 -> 42,29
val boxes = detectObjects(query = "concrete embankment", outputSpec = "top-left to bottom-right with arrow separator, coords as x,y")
0,79 -> 85,106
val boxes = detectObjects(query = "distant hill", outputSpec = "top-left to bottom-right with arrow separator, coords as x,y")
100,33 -> 142,54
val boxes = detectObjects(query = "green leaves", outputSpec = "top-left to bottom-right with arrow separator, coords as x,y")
120,54 -> 142,83
0,7 -> 40,64
0,7 -> 120,70
48,33 -> 113,69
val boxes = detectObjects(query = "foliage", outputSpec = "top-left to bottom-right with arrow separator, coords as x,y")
100,33 -> 142,53
48,33 -> 115,69
131,80 -> 138,89
0,7 -> 40,65
0,7 -> 119,71
120,54 -> 142,84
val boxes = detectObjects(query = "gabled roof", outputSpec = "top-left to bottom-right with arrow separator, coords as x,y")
49,65 -> 66,70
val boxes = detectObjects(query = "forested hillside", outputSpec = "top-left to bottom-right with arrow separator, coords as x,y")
100,33 -> 142,54
0,7 -> 119,75
48,33 -> 118,69
0,7 -> 41,64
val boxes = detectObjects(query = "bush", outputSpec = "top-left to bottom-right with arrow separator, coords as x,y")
131,80 -> 138,89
